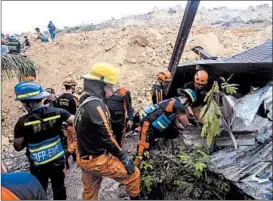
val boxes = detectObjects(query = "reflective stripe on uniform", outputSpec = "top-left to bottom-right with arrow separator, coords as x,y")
135,121 -> 150,166
165,99 -> 176,113
29,138 -> 61,152
33,151 -> 64,166
17,91 -> 40,98
157,121 -> 166,129
97,106 -> 122,151
24,115 -> 61,126
187,92 -> 195,103
43,115 -> 61,122
24,120 -> 41,126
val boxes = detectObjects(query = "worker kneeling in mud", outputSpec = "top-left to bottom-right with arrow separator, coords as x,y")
56,78 -> 78,169
134,89 -> 197,166
106,87 -> 135,147
75,63 -> 140,200
152,71 -> 172,104
13,81 -> 74,200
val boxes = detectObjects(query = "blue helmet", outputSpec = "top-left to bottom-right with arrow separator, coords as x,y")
14,81 -> 50,101
181,88 -> 197,103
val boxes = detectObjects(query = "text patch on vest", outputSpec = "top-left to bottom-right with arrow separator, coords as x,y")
28,135 -> 64,166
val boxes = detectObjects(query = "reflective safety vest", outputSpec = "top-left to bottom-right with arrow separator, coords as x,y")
22,109 -> 65,166
141,98 -> 178,131
28,135 -> 64,166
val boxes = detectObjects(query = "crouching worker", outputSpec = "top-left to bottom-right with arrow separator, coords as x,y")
13,81 -> 74,200
134,89 -> 197,166
75,63 -> 140,200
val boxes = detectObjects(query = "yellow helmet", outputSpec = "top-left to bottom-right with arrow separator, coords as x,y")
82,62 -> 118,85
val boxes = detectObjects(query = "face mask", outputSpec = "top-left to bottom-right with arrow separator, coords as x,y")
196,84 -> 205,91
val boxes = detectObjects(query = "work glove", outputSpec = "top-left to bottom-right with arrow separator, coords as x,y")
119,152 -> 135,175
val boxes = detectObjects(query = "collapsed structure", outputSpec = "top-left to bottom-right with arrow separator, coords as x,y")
166,40 -> 272,200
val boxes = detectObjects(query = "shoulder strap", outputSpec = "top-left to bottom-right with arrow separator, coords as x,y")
74,96 -> 102,128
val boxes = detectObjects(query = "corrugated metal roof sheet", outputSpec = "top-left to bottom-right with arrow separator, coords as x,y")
176,40 -> 272,67
223,40 -> 272,63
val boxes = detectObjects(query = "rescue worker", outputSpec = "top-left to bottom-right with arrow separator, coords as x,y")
106,87 -> 134,147
75,62 -> 140,200
21,36 -> 31,53
6,35 -> 21,54
152,71 -> 172,104
13,81 -> 75,200
56,78 -> 78,114
2,171 -> 47,200
35,28 -> 49,42
43,88 -> 58,107
55,78 -> 78,169
134,89 -> 197,166
48,21 -> 57,41
1,41 -> 9,55
183,70 -> 211,119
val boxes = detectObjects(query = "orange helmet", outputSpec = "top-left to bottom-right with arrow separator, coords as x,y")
157,72 -> 172,82
194,70 -> 208,85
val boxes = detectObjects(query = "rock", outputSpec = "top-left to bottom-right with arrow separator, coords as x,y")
168,8 -> 176,14
130,35 -> 149,47
187,32 -> 222,57
2,136 -> 9,147
231,16 -> 245,24
221,30 -> 238,48
248,6 -> 255,12
104,41 -> 117,51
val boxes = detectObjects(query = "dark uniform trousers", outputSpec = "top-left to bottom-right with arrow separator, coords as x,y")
30,158 -> 66,200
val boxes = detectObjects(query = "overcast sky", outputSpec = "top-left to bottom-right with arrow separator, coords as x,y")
2,1 -> 272,34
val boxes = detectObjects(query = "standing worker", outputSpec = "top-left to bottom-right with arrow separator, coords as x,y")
13,81 -> 74,200
56,78 -> 78,114
21,36 -> 31,53
56,78 -> 78,169
152,71 -> 172,104
135,89 -> 197,166
106,87 -> 134,147
48,21 -> 56,41
75,62 -> 140,200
